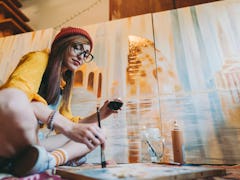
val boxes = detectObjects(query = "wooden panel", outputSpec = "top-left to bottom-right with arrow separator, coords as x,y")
150,0 -> 174,12
0,0 -> 29,21
0,18 -> 26,34
0,1 -> 33,31
175,0 -> 220,8
1,0 -> 22,8
110,0 -> 174,20
110,0 -> 220,20
56,163 -> 226,180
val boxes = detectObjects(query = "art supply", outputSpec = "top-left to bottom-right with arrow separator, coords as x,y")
141,128 -> 165,163
171,121 -> 185,164
154,161 -> 181,166
145,139 -> 158,158
97,107 -> 106,168
107,100 -> 123,110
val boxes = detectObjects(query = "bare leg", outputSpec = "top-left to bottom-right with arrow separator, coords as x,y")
40,134 -> 90,161
61,141 -> 90,160
0,88 -> 38,158
39,133 -> 70,152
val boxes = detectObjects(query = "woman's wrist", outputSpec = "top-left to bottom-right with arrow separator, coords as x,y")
52,112 -> 73,134
46,110 -> 57,131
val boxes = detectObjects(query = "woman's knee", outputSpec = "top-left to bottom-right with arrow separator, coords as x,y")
0,88 -> 37,131
0,89 -> 38,154
0,88 -> 30,115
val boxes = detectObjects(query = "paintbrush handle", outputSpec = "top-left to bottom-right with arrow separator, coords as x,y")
101,144 -> 106,168
146,140 -> 158,157
97,107 -> 106,168
97,107 -> 101,128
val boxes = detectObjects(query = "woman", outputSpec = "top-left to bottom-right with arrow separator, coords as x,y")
0,27 -> 121,177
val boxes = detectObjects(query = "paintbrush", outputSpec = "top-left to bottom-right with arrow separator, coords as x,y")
145,139 -> 158,158
97,107 -> 106,168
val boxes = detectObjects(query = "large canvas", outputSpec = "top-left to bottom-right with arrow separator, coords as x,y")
70,14 -> 157,163
0,0 -> 239,165
0,28 -> 54,85
74,0 -> 240,164
152,0 -> 240,164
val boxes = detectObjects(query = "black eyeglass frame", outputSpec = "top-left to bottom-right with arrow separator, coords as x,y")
71,43 -> 94,63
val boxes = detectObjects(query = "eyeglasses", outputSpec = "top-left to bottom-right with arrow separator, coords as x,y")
71,43 -> 94,63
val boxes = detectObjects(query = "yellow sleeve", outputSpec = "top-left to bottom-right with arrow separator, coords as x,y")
1,50 -> 82,132
58,83 -> 81,123
0,51 -> 49,104
60,108 -> 80,123
59,94 -> 81,123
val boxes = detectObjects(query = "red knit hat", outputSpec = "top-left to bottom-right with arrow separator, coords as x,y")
53,27 -> 93,52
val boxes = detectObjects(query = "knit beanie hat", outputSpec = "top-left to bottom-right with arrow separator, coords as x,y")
53,27 -> 93,52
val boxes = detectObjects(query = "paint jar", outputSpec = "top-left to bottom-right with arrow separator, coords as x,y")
141,128 -> 165,163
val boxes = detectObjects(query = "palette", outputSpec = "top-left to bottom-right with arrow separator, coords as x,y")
56,163 -> 226,180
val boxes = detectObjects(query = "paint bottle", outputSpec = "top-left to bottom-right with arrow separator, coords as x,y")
171,121 -> 185,164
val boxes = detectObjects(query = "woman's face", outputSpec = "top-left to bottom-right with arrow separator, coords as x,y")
63,42 -> 92,71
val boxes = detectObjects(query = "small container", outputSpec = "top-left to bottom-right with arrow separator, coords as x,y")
171,121 -> 185,164
141,128 -> 165,163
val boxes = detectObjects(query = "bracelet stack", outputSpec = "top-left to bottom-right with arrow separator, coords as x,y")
47,110 -> 57,131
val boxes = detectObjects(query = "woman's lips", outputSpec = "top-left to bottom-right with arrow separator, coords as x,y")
73,59 -> 82,66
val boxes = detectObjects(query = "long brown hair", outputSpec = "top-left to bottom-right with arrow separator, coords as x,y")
38,35 -> 89,110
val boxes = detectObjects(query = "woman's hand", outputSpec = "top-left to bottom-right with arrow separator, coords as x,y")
80,99 -> 123,124
99,99 -> 123,119
31,101 -> 106,150
61,122 -> 106,150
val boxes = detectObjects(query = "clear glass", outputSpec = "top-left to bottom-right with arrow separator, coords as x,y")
141,128 -> 165,163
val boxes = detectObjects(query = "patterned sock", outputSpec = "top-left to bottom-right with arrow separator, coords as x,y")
51,148 -> 68,166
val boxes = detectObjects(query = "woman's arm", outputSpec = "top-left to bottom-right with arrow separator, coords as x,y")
79,100 -> 122,123
1,52 -> 49,104
31,101 -> 106,150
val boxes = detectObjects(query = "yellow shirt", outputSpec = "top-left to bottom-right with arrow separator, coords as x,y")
0,51 -> 79,123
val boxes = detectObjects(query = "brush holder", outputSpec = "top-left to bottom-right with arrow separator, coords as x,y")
141,128 -> 165,163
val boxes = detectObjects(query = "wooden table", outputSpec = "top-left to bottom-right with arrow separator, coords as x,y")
56,163 -> 231,180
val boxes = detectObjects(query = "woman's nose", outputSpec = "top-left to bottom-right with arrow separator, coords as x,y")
77,53 -> 84,59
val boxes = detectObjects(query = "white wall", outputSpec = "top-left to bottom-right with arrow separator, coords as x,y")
19,0 -> 109,31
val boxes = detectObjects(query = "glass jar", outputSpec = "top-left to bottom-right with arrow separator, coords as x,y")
141,128 -> 165,163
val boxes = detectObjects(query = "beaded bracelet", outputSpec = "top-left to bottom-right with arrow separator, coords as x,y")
47,110 -> 57,131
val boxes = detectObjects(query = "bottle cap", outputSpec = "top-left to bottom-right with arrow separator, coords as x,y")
173,121 -> 180,130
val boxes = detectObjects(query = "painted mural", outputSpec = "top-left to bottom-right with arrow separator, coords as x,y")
74,0 -> 240,164
152,0 -> 240,164
0,0 -> 239,165
0,28 -> 54,85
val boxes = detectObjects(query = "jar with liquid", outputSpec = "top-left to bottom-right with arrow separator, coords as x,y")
141,128 -> 165,163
